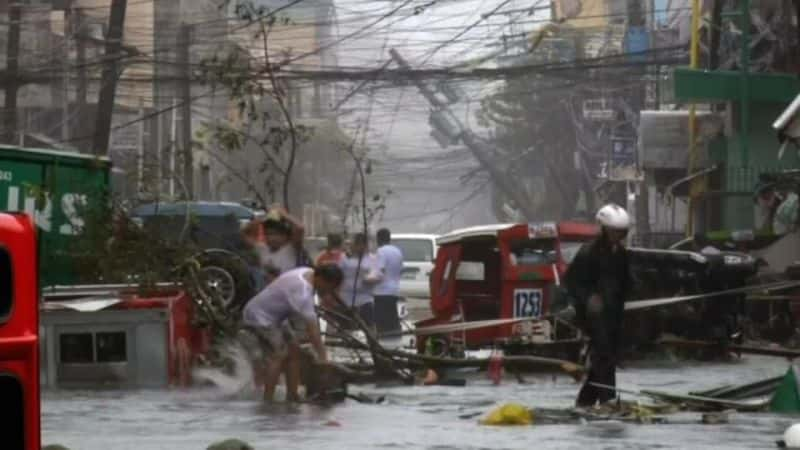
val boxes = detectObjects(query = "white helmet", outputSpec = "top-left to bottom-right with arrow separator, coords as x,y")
596,203 -> 630,230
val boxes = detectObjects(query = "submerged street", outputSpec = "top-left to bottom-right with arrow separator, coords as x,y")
43,356 -> 792,449
2,0 -> 800,448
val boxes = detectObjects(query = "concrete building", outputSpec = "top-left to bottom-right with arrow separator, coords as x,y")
640,0 -> 800,235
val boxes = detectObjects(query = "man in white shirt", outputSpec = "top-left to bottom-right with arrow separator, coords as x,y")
374,228 -> 404,336
241,265 -> 342,401
339,233 -> 383,330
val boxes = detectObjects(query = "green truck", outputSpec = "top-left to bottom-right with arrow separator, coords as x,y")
0,145 -> 111,287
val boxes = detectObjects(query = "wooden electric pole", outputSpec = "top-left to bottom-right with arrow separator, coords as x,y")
92,0 -> 127,156
179,24 -> 193,199
3,2 -> 21,144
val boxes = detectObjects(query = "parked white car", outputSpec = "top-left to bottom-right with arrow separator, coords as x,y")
391,233 -> 438,300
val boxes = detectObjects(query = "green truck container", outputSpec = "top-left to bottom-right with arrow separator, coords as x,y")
0,145 -> 111,287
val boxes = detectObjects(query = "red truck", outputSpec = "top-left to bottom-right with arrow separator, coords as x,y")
0,212 -> 40,449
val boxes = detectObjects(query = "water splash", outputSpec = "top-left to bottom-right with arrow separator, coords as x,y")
193,341 -> 257,398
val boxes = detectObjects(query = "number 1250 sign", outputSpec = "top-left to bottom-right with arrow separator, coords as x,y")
514,289 -> 542,318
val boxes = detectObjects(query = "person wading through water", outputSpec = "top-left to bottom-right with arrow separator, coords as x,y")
565,203 -> 631,407
241,264 -> 343,401
257,206 -> 313,400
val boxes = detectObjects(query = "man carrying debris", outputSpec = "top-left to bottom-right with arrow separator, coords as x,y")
241,264 -> 343,402
260,206 -> 308,274
565,203 -> 631,407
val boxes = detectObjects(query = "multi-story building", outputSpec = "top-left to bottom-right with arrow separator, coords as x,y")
0,1 -> 244,202
643,0 -> 800,234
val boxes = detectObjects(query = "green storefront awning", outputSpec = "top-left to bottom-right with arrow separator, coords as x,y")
674,67 -> 800,103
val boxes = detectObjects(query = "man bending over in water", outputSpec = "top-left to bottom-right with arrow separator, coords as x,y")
242,264 -> 343,401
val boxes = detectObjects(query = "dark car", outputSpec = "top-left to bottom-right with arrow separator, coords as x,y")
130,201 -> 260,310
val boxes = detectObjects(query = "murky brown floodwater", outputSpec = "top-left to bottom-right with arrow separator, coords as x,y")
43,354 -> 796,450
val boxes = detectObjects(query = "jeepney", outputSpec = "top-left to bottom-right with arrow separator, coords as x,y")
415,222 -> 598,358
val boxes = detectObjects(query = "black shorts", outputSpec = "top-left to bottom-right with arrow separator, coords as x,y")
357,302 -> 375,329
373,295 -> 401,335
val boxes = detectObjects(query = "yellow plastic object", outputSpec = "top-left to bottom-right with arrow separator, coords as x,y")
479,403 -> 533,426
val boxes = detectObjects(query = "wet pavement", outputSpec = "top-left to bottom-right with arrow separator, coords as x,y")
43,355 -> 797,449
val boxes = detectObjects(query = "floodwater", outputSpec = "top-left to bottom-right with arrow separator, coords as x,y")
43,355 -> 797,450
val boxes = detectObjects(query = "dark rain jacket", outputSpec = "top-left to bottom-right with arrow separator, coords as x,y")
564,236 -> 631,333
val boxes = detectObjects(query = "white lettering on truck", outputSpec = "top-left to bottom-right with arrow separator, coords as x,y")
6,185 -> 85,235
59,193 -> 87,235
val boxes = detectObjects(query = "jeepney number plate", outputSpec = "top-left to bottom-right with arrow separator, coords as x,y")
513,289 -> 542,318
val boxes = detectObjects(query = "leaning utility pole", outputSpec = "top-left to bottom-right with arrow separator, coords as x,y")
179,24 -> 193,199
388,48 -> 537,220
92,0 -> 127,156
3,2 -> 21,144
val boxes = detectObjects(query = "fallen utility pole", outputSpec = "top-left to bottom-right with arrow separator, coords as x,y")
388,48 -> 537,220
2,2 -> 21,144
92,0 -> 127,156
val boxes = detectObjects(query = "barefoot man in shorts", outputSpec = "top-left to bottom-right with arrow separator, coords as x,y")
242,264 -> 343,401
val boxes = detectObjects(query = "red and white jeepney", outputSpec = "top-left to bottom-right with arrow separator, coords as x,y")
415,221 -> 598,356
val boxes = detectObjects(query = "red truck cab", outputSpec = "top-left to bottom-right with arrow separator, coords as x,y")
417,221 -> 597,354
0,213 -> 40,449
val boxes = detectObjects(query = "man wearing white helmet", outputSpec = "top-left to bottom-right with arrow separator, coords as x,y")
564,203 -> 632,407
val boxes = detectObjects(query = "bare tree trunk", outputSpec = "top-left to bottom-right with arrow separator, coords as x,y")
260,19 -> 299,212
92,0 -> 127,156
